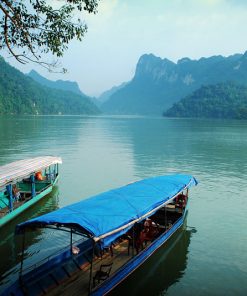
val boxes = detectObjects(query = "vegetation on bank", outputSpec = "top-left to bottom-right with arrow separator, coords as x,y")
164,82 -> 247,119
0,0 -> 99,71
0,57 -> 100,115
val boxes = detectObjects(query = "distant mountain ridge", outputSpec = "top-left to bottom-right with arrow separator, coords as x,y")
28,70 -> 85,96
97,82 -> 128,104
102,51 -> 247,115
0,57 -> 100,115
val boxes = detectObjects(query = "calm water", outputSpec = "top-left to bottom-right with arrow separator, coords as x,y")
0,115 -> 246,295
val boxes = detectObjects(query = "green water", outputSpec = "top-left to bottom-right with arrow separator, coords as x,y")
0,115 -> 246,295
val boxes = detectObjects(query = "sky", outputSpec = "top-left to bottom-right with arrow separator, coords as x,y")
4,0 -> 247,97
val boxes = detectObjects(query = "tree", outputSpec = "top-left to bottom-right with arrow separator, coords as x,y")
0,0 -> 99,71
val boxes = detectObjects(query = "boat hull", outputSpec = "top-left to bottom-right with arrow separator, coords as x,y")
92,209 -> 188,296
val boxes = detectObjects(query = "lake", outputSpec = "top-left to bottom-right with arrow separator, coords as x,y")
0,115 -> 246,295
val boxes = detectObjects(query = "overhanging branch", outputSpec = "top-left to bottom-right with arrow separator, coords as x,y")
0,0 -> 99,71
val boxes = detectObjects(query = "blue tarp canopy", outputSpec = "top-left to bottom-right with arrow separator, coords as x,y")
16,174 -> 197,247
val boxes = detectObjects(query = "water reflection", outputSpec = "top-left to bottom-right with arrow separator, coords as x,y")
0,116 -> 247,295
0,115 -> 91,165
0,187 -> 59,291
95,117 -> 247,179
109,226 -> 195,296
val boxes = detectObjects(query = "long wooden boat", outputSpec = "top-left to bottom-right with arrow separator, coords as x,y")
0,156 -> 62,228
3,174 -> 197,296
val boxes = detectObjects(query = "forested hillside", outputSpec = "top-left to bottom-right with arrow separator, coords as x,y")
0,57 -> 100,115
28,70 -> 84,96
164,82 -> 247,119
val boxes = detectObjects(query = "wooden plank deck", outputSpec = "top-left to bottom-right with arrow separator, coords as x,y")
47,240 -> 132,296
0,196 -> 32,218
0,183 -> 51,218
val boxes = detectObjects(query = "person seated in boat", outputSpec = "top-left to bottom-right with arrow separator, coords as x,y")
35,171 -> 45,181
12,184 -> 21,201
126,223 -> 143,254
175,193 -> 187,208
139,218 -> 159,245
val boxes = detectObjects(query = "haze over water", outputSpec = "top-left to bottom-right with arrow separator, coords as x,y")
0,115 -> 246,295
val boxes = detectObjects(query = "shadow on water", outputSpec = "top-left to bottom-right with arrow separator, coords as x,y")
0,186 -> 59,291
109,223 -> 196,296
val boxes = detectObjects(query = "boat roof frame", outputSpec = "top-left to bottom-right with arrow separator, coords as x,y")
0,156 -> 62,189
17,175 -> 197,247
24,223 -> 93,239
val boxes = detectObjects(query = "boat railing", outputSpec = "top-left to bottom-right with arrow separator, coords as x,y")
20,236 -> 90,282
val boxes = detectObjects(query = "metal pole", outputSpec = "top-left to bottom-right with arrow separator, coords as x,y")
6,184 -> 13,212
165,207 -> 167,230
88,239 -> 95,295
19,229 -> 26,281
70,229 -> 73,255
49,166 -> 51,182
132,224 -> 135,257
30,175 -> 36,198
53,165 -> 56,182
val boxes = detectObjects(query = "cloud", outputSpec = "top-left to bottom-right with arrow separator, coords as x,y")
98,0 -> 119,16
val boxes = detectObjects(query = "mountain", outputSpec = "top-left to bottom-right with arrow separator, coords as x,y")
97,82 -> 128,104
101,51 -> 247,115
164,82 -> 247,119
28,70 -> 85,96
0,57 -> 100,115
